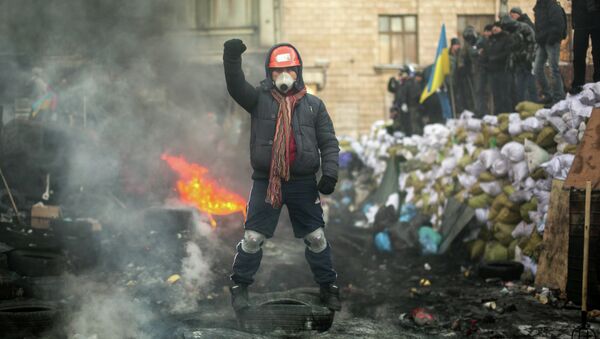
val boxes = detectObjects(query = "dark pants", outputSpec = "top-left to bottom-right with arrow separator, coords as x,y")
572,28 -> 600,88
534,43 -> 565,102
490,70 -> 513,114
514,65 -> 538,103
231,179 -> 337,286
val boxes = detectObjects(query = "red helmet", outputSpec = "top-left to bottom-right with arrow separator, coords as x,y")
268,46 -> 301,68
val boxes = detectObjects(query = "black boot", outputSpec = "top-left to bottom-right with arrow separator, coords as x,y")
230,284 -> 250,312
320,284 -> 341,311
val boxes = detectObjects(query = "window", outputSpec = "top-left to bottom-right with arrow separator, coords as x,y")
196,0 -> 257,30
378,15 -> 418,65
457,15 -> 495,41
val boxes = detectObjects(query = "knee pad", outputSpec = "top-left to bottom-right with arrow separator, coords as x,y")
304,228 -> 327,253
241,230 -> 266,254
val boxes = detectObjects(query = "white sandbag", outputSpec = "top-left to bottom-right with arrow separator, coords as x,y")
508,113 -> 523,136
521,117 -> 543,132
540,154 -> 575,180
535,108 -> 553,120
570,98 -> 594,118
385,193 -> 400,211
465,160 -> 486,177
479,149 -> 502,169
548,116 -> 568,134
523,177 -> 536,190
512,221 -> 534,238
511,189 -> 533,203
578,121 -> 587,142
510,160 -> 530,183
460,110 -> 475,120
458,173 -> 477,189
480,181 -> 503,196
475,208 -> 489,224
482,115 -> 498,126
466,118 -> 482,132
491,157 -> 510,177
524,139 -> 550,172
501,142 -> 525,163
579,88 -> 596,106
562,111 -> 582,129
563,129 -> 579,145
441,157 -> 458,175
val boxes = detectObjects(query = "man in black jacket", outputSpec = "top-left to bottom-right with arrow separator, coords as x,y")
510,7 -> 535,29
501,15 -> 537,103
533,0 -> 567,104
223,39 -> 341,312
571,0 -> 600,93
481,22 -> 514,114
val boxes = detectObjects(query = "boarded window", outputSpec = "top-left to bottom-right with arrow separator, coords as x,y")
378,15 -> 418,65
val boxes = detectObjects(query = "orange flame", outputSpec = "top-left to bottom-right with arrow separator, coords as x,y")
161,153 -> 247,227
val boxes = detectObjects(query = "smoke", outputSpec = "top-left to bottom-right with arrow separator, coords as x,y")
0,0 -> 258,336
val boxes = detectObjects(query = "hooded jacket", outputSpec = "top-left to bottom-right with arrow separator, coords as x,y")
572,0 -> 600,30
223,43 -> 340,182
534,0 -> 566,45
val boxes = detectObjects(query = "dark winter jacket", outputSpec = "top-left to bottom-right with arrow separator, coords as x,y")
518,14 -> 535,30
482,31 -> 513,72
223,43 -> 340,181
534,0 -> 566,45
502,18 -> 537,69
572,0 -> 600,30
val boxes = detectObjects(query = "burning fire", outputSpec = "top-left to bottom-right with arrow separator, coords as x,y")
161,153 -> 247,227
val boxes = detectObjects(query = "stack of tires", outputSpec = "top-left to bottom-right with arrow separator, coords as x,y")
0,248 -> 65,338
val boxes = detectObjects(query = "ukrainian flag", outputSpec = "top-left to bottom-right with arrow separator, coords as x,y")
420,24 -> 450,104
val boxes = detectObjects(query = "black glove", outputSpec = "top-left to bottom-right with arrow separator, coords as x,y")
224,39 -> 247,60
317,175 -> 337,195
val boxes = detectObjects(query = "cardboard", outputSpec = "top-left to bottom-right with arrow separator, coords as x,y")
31,204 -> 61,229
535,179 -> 570,292
564,108 -> 600,190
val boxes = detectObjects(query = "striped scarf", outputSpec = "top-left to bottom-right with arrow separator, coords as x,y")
267,87 -> 307,208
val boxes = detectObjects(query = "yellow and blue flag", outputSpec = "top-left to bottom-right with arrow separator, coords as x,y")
420,24 -> 450,104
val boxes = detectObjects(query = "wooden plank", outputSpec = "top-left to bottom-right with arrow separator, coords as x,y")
564,108 -> 600,190
535,179 -> 570,292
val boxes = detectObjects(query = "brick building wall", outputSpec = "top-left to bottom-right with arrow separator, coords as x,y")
280,0 -> 571,137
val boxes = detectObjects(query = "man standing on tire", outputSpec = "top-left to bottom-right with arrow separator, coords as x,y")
223,39 -> 341,312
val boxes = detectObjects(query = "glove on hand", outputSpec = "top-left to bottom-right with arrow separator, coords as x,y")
317,175 -> 337,195
224,39 -> 247,59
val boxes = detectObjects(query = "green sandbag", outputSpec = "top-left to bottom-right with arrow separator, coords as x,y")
536,126 -> 558,148
521,230 -> 543,259
498,113 -> 510,123
470,239 -> 486,260
458,155 -> 472,168
520,198 -> 538,223
468,193 -> 493,209
493,222 -> 517,246
530,167 -> 547,180
508,239 -> 519,260
503,185 -> 515,196
479,225 -> 493,241
491,193 -> 517,212
496,133 -> 511,147
470,183 -> 483,195
479,171 -> 496,182
495,207 -> 522,224
515,101 -> 544,118
514,132 -> 535,144
564,144 -> 578,154
484,241 -> 509,262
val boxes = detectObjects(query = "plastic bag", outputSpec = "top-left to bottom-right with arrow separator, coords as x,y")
510,160 -> 529,183
548,116 -> 568,134
480,181 -> 503,197
540,154 -> 575,180
512,221 -> 535,238
491,157 -> 510,177
501,142 -> 525,163
563,129 -> 579,145
508,113 -> 523,136
524,139 -> 550,172
479,149 -> 502,169
418,226 -> 442,255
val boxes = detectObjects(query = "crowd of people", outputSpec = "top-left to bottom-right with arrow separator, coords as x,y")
388,0 -> 600,137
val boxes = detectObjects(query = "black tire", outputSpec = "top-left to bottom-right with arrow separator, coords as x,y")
0,270 -> 24,300
478,261 -> 524,281
238,288 -> 335,333
7,250 -> 66,277
0,299 -> 60,337
21,276 -> 65,301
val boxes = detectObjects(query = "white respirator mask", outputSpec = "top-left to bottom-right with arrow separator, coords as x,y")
275,72 -> 295,93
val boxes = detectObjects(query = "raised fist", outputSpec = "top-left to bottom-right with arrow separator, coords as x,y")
224,39 -> 247,59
